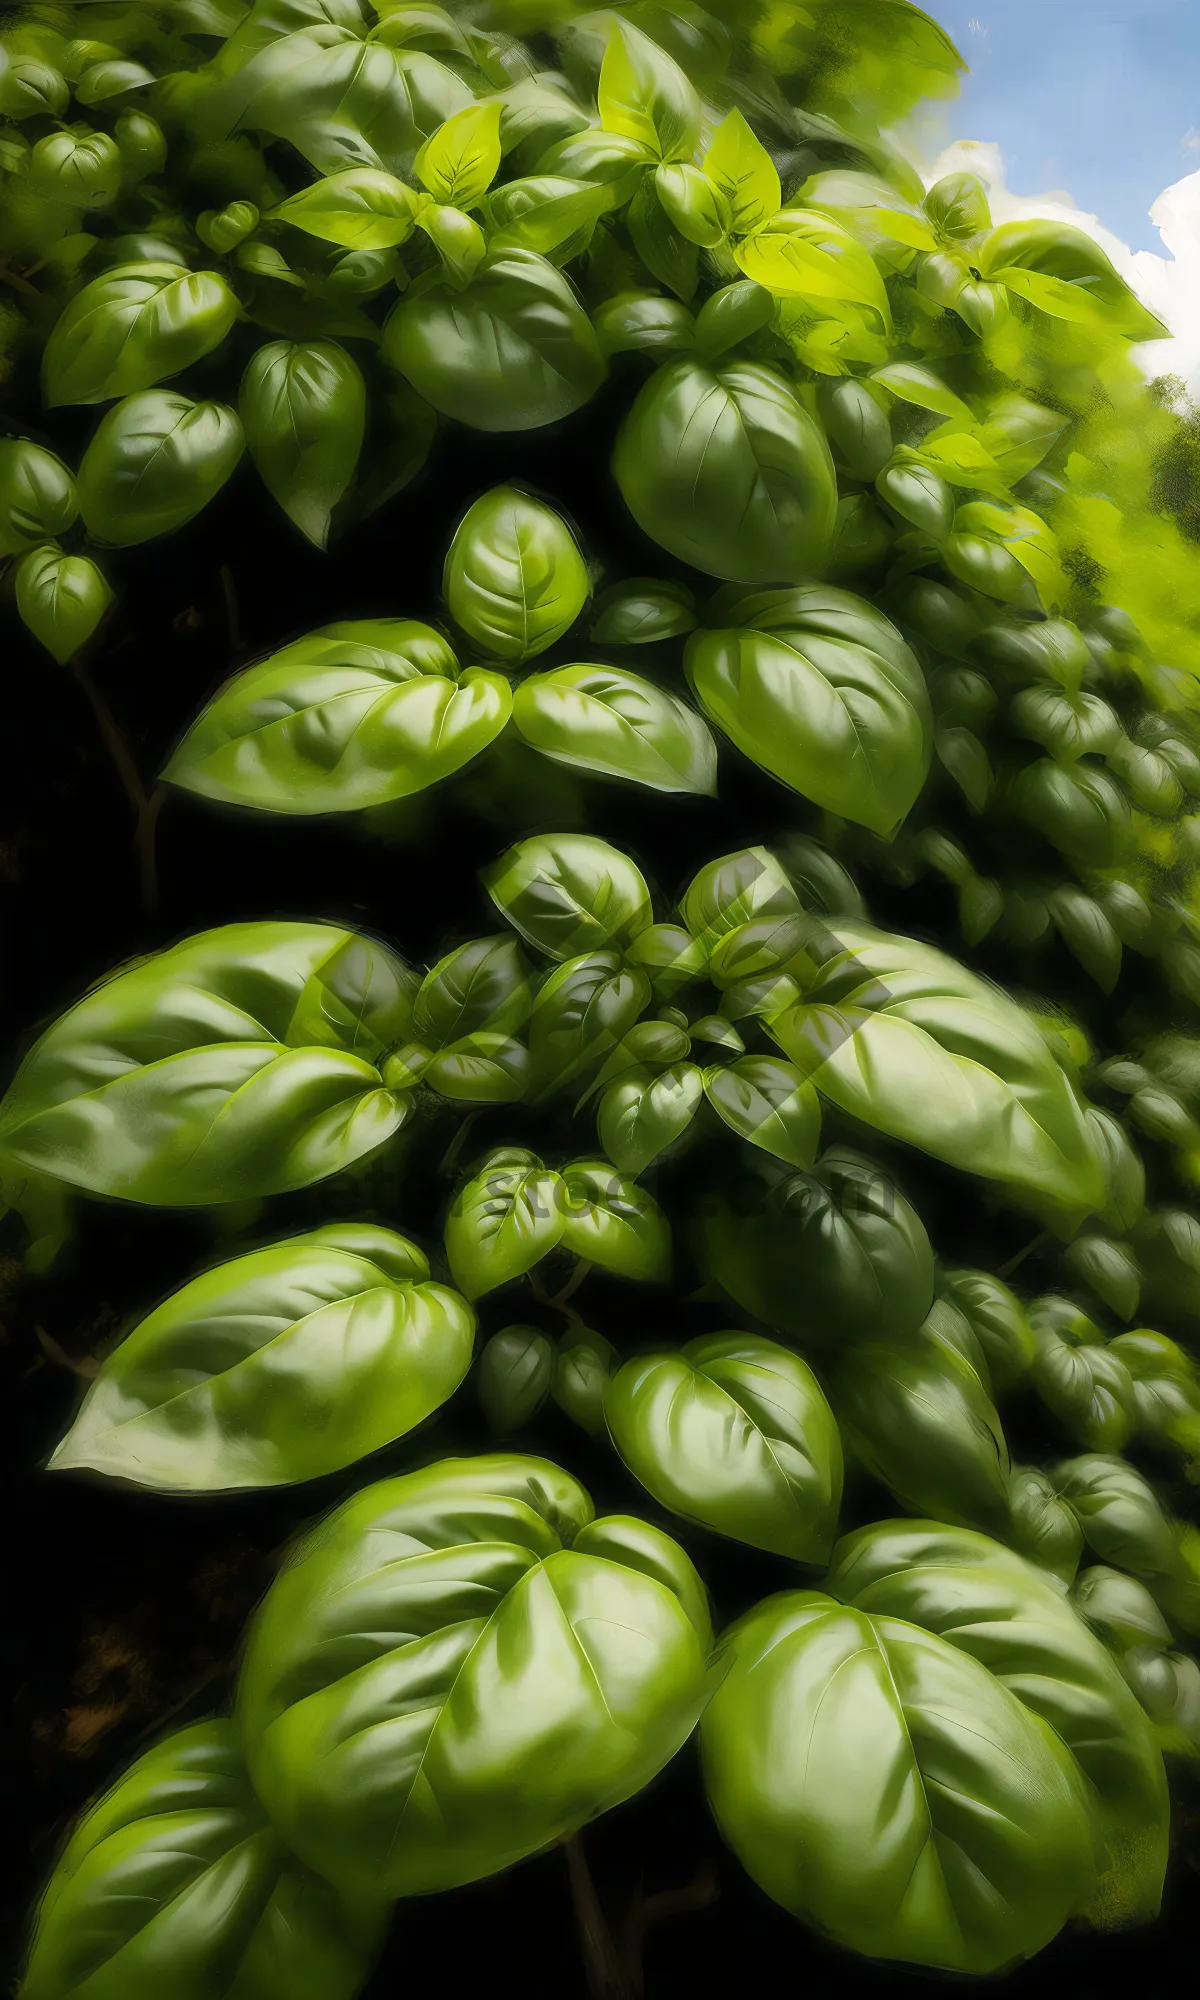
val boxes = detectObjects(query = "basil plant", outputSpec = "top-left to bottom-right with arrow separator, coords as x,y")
5,0 -> 1200,1995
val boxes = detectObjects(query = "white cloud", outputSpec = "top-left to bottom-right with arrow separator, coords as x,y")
920,138 -> 1200,398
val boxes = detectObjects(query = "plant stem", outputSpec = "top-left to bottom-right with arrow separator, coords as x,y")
998,1231 -> 1051,1279
219,563 -> 242,653
138,785 -> 165,916
438,1109 -> 479,1177
551,1257 -> 591,1310
69,655 -> 145,825
564,1835 -> 628,2000
619,1864 -> 719,1998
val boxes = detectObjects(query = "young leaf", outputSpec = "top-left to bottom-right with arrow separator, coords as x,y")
483,832 -> 653,959
0,440 -> 77,555
415,99 -> 503,206
598,1062 -> 703,1174
273,166 -> 421,247
597,20 -> 701,165
736,211 -> 891,328
702,110 -> 780,235
16,545 -> 112,663
478,1324 -> 555,1431
704,1056 -> 821,1168
445,1152 -> 566,1297
560,1159 -> 671,1279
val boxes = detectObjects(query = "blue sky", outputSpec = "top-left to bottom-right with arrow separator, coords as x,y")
920,1 -> 1200,251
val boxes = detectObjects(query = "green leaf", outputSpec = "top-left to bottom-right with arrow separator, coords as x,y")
869,359 -> 973,421
877,456 -> 955,539
831,1306 -> 1012,1535
50,1226 -> 473,1490
478,1324 -> 555,1432
589,577 -> 697,644
74,58 -> 156,104
979,219 -> 1167,341
627,175 -> 699,300
703,1056 -> 821,1169
612,358 -> 837,583
0,440 -> 77,556
445,1151 -> 566,1297
42,264 -> 239,408
238,1458 -> 712,1896
1012,758 -> 1131,867
654,162 -> 731,249
553,1320 -> 617,1436
1052,1454 -> 1180,1580
1109,1329 -> 1200,1449
680,846 -> 799,960
27,130 -> 122,210
240,339 -> 366,549
443,485 -> 590,664
167,618 -> 510,813
736,211 -> 891,328
828,1520 -> 1170,1928
944,499 -> 1067,610
483,832 -> 653,959
383,246 -> 606,430
698,1148 -> 934,1348
77,391 -> 244,548
701,1591 -> 1096,1975
770,924 -> 1107,1212
0,55 -> 68,120
818,378 -> 893,479
686,584 -> 932,835
485,175 -> 611,259
592,289 -> 696,356
976,392 -> 1068,482
606,1331 -> 842,1559
529,953 -> 651,1099
1010,686 -> 1120,760
21,1721 -> 383,2000
513,662 -> 716,794
1007,1465 -> 1084,1583
248,38 -> 473,179
273,166 -> 420,247
799,168 -> 937,251
0,923 -> 416,1206
416,935 -> 532,1047
938,1269 -> 1034,1389
924,171 -> 992,246
415,99 -> 502,206
693,279 -> 775,360
598,1062 -> 702,1174
597,19 -> 701,165
702,110 -> 780,235
1030,1297 -> 1138,1450
16,545 -> 112,664
560,1158 -> 671,1279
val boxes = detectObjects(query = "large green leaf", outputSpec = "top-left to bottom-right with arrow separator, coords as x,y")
77,391 -> 244,546
685,584 -> 931,834
21,1721 -> 382,2000
237,1456 -> 713,1896
769,924 -> 1107,1210
42,263 -> 239,407
513,663 -> 717,794
247,36 -> 472,177
442,485 -> 590,663
612,358 -> 837,582
979,219 -> 1168,342
382,247 -> 606,430
240,339 -> 366,548
165,619 -> 510,812
0,923 -> 416,1205
50,1225 -> 473,1490
701,1591 -> 1096,1975
828,1520 -> 1170,1925
272,165 -> 421,247
605,1331 -> 842,1559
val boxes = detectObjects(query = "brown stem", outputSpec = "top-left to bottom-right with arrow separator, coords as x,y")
565,1835 -> 628,2000
69,655 -> 147,823
137,785 -> 165,917
550,1257 -> 591,1311
998,1231 -> 1051,1279
438,1109 -> 479,1178
619,1865 -> 719,1998
34,1326 -> 99,1381
219,563 -> 242,654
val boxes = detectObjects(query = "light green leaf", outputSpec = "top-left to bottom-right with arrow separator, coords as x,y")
273,166 -> 421,247
483,832 -> 653,959
0,441 -> 77,556
513,663 -> 717,794
16,545 -> 112,664
167,620 -> 509,813
445,1151 -> 566,1297
979,219 -> 1167,341
704,1055 -> 821,1168
606,1331 -> 842,1558
415,98 -> 503,206
443,484 -> 590,664
702,109 -> 780,235
736,210 -> 891,328
598,1063 -> 702,1174
78,391 -> 244,547
560,1158 -> 671,1279
43,263 -> 239,407
799,168 -> 937,251
597,19 -> 701,165
50,1226 -> 473,1490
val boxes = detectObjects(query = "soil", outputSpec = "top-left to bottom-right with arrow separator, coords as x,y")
3,375 -> 1198,1997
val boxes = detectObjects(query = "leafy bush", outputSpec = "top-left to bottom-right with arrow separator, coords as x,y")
5,0 -> 1200,1992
